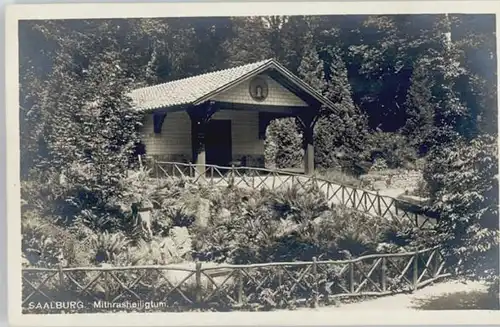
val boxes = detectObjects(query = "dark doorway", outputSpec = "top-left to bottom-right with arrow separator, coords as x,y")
205,120 -> 232,167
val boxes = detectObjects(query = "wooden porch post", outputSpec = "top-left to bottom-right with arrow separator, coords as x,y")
188,101 -> 217,176
298,109 -> 319,175
304,126 -> 314,175
191,120 -> 207,167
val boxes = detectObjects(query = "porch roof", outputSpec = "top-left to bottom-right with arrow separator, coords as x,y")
129,58 -> 337,113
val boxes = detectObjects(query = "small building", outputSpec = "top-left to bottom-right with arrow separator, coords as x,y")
129,58 -> 338,174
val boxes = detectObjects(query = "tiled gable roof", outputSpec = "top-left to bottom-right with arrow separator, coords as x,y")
129,59 -> 274,111
128,58 -> 337,113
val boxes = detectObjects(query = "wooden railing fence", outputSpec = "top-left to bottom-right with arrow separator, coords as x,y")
22,246 -> 451,312
152,161 -> 438,229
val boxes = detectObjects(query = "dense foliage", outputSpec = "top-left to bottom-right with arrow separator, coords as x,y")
191,184 -> 417,264
424,136 -> 499,282
264,118 -> 303,169
23,177 -> 418,268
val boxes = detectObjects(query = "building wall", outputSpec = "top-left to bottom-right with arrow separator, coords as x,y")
140,111 -> 192,163
140,110 -> 265,166
211,74 -> 308,107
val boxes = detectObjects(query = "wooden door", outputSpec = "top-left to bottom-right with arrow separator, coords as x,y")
205,120 -> 232,167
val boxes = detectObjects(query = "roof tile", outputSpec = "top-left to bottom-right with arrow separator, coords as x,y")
129,59 -> 273,111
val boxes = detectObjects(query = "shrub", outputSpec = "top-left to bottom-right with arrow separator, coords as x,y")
89,231 -> 131,264
314,111 -> 371,175
410,177 -> 431,198
20,52 -> 143,242
265,118 -> 303,169
269,184 -> 330,224
22,211 -> 65,268
369,158 -> 389,172
118,167 -> 158,209
315,206 -> 397,257
191,188 -> 279,263
21,210 -> 92,267
190,182 -> 410,264
367,131 -> 417,169
166,206 -> 196,228
424,135 -> 499,281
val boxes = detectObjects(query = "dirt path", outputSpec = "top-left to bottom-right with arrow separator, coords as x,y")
290,280 -> 488,311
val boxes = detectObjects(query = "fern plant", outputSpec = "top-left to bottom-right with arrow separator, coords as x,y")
90,231 -> 131,263
118,166 -> 161,212
270,184 -> 329,223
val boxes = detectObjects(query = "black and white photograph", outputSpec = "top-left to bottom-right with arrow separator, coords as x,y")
5,1 -> 500,324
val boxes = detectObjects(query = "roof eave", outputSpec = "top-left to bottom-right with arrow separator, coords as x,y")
270,61 -> 338,113
134,102 -> 192,114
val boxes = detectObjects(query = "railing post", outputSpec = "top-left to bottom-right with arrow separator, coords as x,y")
312,257 -> 319,308
349,261 -> 355,294
56,262 -> 66,312
58,262 -> 65,293
412,252 -> 419,291
381,257 -> 387,292
230,164 -> 235,187
237,269 -> 243,306
377,191 -> 381,216
104,271 -> 110,302
154,157 -> 158,179
195,261 -> 202,307
433,248 -> 440,278
352,189 -> 356,208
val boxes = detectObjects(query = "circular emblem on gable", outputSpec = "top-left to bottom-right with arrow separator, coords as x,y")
249,76 -> 269,102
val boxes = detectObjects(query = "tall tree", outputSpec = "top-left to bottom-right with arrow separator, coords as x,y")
401,56 -> 435,154
297,30 -> 327,92
40,50 -> 141,209
257,17 -> 317,169
425,14 -> 469,147
315,46 -> 370,172
222,17 -> 275,67
451,14 -> 497,137
423,135 -> 499,282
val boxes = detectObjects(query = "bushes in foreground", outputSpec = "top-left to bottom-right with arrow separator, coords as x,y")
190,184 -> 416,264
23,178 -> 419,269
424,135 -> 499,282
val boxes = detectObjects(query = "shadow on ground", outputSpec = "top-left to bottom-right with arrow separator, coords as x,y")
412,290 -> 499,310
